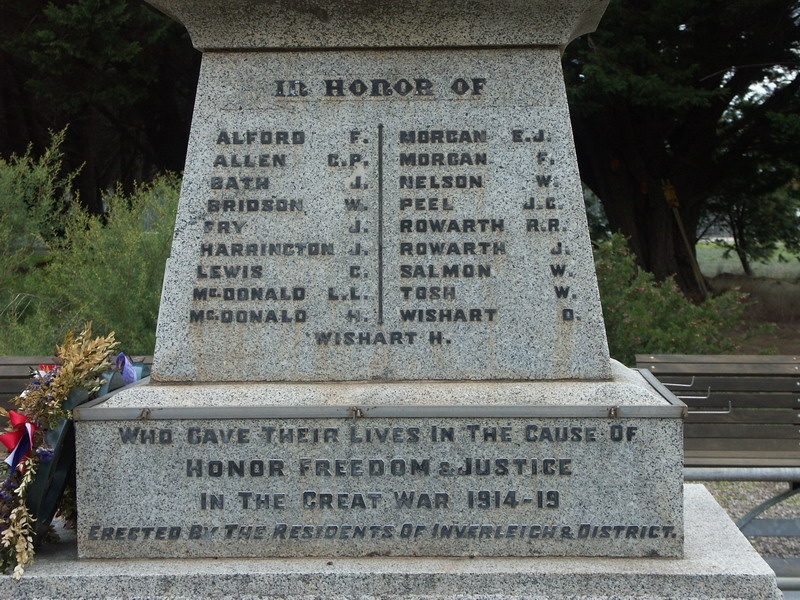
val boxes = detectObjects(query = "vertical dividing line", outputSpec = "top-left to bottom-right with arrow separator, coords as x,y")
377,123 -> 384,325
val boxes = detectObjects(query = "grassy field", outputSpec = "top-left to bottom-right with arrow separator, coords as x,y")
697,243 -> 800,354
697,242 -> 800,279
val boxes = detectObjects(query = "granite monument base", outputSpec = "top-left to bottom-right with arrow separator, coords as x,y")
6,486 -> 781,600
73,363 -> 685,559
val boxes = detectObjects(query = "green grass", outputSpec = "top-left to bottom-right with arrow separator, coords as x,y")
709,274 -> 800,324
697,243 -> 800,326
697,242 -> 800,280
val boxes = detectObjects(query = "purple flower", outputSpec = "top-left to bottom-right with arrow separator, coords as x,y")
0,477 -> 16,500
36,448 -> 55,463
115,353 -> 138,385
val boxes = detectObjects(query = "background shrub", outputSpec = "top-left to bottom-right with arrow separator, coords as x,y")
0,131 -> 74,314
40,176 -> 180,353
0,136 -> 178,354
594,234 -> 745,365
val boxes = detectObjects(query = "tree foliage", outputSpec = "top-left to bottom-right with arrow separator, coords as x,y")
42,175 -> 180,352
702,92 -> 800,273
0,130 -> 75,305
565,0 -> 800,294
0,135 -> 179,354
704,175 -> 800,275
0,0 -> 199,214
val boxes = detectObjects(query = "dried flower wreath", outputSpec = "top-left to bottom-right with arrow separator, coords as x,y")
0,324 -> 117,578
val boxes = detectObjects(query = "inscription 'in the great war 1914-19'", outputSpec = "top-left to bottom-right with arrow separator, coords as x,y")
188,74 -> 581,347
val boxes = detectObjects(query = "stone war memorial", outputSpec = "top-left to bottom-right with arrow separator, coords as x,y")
9,0 -> 782,598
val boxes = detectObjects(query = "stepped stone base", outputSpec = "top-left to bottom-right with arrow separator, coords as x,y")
6,486 -> 781,600
73,365 -> 685,559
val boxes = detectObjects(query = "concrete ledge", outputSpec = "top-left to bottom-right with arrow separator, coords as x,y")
5,485 -> 780,599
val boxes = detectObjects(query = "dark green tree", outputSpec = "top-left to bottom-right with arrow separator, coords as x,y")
0,0 -> 199,213
702,98 -> 800,274
565,0 -> 800,296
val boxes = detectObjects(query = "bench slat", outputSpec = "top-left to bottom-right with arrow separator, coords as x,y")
684,452 -> 800,467
679,394 -> 799,410
0,357 -> 152,379
0,356 -> 58,365
662,377 -> 800,392
695,396 -> 798,409
636,354 -> 799,365
685,423 -> 800,439
0,379 -> 31,391
686,409 -> 799,424
643,363 -> 800,376
0,365 -> 43,377
0,356 -> 152,365
685,437 -> 800,452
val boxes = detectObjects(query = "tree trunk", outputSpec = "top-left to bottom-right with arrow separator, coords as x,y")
736,247 -> 754,277
69,113 -> 103,216
0,54 -> 45,159
571,107 -> 707,299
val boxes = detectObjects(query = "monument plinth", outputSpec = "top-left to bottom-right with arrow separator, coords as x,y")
63,2 -> 779,598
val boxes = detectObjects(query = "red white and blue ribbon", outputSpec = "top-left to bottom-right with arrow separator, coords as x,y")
0,411 -> 37,472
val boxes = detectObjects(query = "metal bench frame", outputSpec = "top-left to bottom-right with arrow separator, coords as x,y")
636,354 -> 800,544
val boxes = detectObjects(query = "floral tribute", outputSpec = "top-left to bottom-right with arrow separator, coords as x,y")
0,324 -> 117,578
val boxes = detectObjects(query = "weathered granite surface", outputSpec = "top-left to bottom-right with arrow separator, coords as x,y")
77,416 -> 683,559
74,365 -> 683,559
144,0 -> 610,50
6,486 -> 781,599
153,46 -> 611,382
86,361 -> 674,410
67,0 -> 698,578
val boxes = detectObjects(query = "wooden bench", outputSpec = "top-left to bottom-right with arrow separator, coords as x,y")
635,353 -> 800,554
0,356 -> 58,412
0,355 -> 153,414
